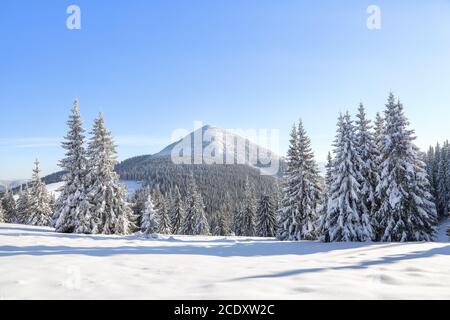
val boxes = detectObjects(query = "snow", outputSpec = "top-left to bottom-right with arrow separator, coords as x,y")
0,222 -> 449,300
40,180 -> 141,201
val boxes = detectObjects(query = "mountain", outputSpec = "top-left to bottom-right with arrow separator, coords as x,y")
116,125 -> 285,215
0,180 -> 29,193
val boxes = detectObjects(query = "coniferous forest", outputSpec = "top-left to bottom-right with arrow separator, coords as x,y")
1,93 -> 448,241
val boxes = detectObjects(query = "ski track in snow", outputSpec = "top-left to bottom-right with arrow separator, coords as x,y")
0,222 -> 449,300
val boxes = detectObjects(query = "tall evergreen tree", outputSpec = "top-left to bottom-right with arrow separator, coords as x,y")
0,201 -> 4,223
436,142 -> 450,218
27,160 -> 52,226
317,152 -> 333,241
256,195 -> 277,237
16,185 -> 30,224
376,93 -> 437,242
214,203 -> 232,236
54,100 -> 91,233
157,195 -> 172,234
181,174 -> 209,235
86,113 -> 133,235
233,206 -> 244,236
170,186 -> 184,234
278,121 -> 322,241
355,103 -> 377,240
322,113 -> 367,242
2,189 -> 17,224
141,195 -> 159,235
241,177 -> 257,236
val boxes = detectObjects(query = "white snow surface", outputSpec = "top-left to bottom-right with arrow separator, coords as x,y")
0,222 -> 449,300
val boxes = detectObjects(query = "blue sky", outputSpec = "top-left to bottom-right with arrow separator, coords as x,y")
1,0 -> 450,180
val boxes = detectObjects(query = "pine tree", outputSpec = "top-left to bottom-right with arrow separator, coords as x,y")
141,195 -> 159,235
16,185 -> 31,224
181,175 -> 210,235
278,121 -> 322,241
241,177 -> 256,236
0,201 -> 4,223
233,206 -> 244,236
355,103 -> 377,240
256,195 -> 277,237
376,93 -> 437,242
170,186 -> 184,234
27,160 -> 52,226
2,189 -> 17,224
436,142 -> 449,218
54,100 -> 91,233
86,113 -> 133,235
317,152 -> 333,241
157,195 -> 172,234
322,113 -> 366,242
214,206 -> 232,236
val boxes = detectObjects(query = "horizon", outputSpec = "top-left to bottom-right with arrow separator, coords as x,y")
2,0 -> 450,180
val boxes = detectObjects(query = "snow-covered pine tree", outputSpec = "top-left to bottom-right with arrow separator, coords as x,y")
436,141 -> 449,218
376,93 -> 437,242
256,195 -> 277,237
317,152 -> 333,242
181,174 -> 210,235
322,112 -> 366,242
278,121 -> 322,241
141,195 -> 159,235
16,185 -> 30,224
214,204 -> 232,236
170,186 -> 184,234
277,125 -> 299,241
2,188 -> 17,224
355,103 -> 377,240
27,160 -> 52,226
241,177 -> 257,236
233,206 -> 244,236
131,186 -> 152,231
157,195 -> 172,234
54,100 -> 91,233
0,201 -> 4,223
86,113 -> 133,235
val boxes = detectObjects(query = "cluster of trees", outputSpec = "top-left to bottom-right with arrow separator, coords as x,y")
279,93 -> 439,242
129,174 -> 280,237
425,141 -> 450,220
0,160 -> 55,226
1,94 -> 446,241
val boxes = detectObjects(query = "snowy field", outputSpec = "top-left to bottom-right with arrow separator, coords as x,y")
0,221 -> 449,300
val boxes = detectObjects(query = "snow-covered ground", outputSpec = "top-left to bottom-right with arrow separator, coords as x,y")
13,180 -> 142,201
0,222 -> 449,300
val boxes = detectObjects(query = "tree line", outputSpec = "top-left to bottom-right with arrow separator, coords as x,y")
1,94 -> 448,240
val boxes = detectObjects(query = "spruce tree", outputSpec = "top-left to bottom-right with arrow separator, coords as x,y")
0,201 -> 4,223
214,205 -> 232,236
233,206 -> 244,236
376,93 -> 437,242
256,195 -> 277,237
27,160 -> 52,226
86,113 -> 133,235
278,121 -> 322,241
170,186 -> 184,234
54,100 -> 91,233
181,175 -> 210,235
355,103 -> 377,240
322,113 -> 366,242
16,185 -> 31,224
241,177 -> 257,237
157,195 -> 172,234
2,189 -> 17,224
317,152 -> 333,241
141,195 -> 159,235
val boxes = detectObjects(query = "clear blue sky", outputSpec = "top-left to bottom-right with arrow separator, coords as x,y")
1,0 -> 450,180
